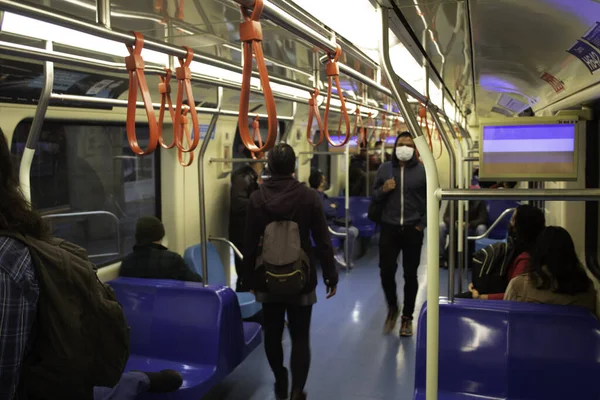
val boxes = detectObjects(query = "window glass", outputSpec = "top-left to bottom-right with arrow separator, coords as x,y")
11,120 -> 160,267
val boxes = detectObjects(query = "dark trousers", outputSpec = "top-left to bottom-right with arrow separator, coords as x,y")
379,223 -> 424,319
263,303 -> 313,392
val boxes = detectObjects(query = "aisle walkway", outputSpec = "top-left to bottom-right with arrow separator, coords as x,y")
205,241 -> 449,400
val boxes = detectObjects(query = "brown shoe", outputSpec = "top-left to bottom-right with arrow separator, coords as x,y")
400,316 -> 413,337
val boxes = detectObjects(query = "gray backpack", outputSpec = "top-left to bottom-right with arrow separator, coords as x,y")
256,187 -> 310,295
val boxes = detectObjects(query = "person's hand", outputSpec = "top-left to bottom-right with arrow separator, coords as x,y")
468,282 -> 474,292
382,179 -> 396,193
415,226 -> 423,232
331,203 -> 337,209
326,285 -> 337,299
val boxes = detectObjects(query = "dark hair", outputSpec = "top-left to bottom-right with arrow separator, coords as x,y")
528,226 -> 591,295
309,168 -> 323,189
397,131 -> 412,139
135,216 -> 165,245
0,131 -> 48,238
267,143 -> 296,176
513,204 -> 546,254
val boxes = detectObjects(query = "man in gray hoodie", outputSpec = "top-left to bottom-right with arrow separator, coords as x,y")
372,131 -> 426,337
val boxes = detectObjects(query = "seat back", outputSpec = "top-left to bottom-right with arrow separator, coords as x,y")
109,278 -> 246,374
415,299 -> 600,399
486,200 -> 519,239
184,242 -> 226,285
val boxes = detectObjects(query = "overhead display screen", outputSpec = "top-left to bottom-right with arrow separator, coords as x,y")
479,122 -> 578,181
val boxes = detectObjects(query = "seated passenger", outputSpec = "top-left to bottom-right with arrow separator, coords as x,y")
229,143 -> 263,291
468,204 -> 545,300
120,216 -> 202,282
0,130 -> 182,399
309,168 -> 359,268
439,199 -> 487,267
240,144 -> 338,400
505,226 -> 596,313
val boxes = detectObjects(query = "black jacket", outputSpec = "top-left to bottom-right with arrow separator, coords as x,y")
119,243 -> 202,282
372,149 -> 427,229
240,175 -> 338,297
229,165 -> 259,245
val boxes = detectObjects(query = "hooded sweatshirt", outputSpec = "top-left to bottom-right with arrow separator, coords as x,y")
240,174 -> 338,303
372,137 -> 427,229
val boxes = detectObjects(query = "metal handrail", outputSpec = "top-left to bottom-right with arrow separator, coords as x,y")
467,208 -> 516,241
328,226 -> 347,238
209,236 -> 243,261
42,210 -> 121,258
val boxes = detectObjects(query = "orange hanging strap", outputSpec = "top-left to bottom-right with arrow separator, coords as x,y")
238,0 -> 277,154
251,116 -> 265,159
365,112 -> 376,143
177,0 -> 185,19
381,113 -> 389,141
174,46 -> 200,154
124,32 -> 159,155
157,68 -> 177,149
155,0 -> 165,13
177,108 -> 195,167
322,46 -> 351,147
306,88 -> 324,147
354,108 -> 365,152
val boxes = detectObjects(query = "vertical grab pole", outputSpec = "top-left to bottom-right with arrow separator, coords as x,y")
380,8 -> 440,400
96,0 -> 111,28
462,129 -> 473,288
430,109 -> 456,300
20,40 -> 54,204
345,142 -> 350,271
198,87 -> 222,285
444,117 -> 464,292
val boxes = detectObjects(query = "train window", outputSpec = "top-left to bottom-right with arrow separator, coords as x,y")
11,120 -> 160,268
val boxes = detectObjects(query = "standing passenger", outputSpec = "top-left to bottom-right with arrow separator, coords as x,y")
241,144 -> 338,400
0,130 -> 182,399
229,145 -> 263,291
372,131 -> 426,337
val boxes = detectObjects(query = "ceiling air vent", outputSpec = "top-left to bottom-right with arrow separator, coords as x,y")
491,106 -> 513,117
497,93 -> 529,114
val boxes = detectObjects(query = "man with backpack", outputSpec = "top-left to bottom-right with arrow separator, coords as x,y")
240,143 -> 338,400
371,132 -> 426,337
0,130 -> 182,399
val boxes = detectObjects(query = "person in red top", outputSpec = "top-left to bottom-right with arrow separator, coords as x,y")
469,204 -> 545,300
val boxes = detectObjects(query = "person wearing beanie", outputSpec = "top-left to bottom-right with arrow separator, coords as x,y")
119,216 -> 202,282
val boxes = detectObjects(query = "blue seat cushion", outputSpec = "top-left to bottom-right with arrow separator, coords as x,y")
242,322 -> 262,358
125,355 -> 217,400
237,292 -> 262,319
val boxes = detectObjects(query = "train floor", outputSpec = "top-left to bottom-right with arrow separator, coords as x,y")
204,238 -> 453,400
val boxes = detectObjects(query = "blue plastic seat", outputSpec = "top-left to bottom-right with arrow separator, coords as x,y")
415,298 -> 600,399
474,201 -> 519,252
108,278 -> 261,400
183,243 -> 262,319
330,196 -> 376,238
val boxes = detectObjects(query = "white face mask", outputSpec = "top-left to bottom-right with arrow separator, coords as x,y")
395,145 -> 414,161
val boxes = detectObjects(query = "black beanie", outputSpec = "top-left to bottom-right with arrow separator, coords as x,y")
135,216 -> 165,245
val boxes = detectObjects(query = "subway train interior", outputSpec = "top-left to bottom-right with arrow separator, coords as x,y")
2,0 -> 600,399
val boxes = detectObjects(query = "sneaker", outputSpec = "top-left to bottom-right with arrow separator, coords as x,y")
291,390 -> 307,400
141,370 -> 183,393
334,253 -> 347,268
274,368 -> 289,399
400,316 -> 413,337
383,308 -> 400,334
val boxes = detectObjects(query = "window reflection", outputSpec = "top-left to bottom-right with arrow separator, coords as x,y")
11,120 -> 160,267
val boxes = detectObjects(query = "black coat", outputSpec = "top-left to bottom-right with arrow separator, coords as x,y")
229,165 -> 259,246
239,175 -> 338,296
119,244 -> 202,282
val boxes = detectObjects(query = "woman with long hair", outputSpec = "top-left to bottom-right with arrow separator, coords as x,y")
469,204 -> 545,300
505,226 -> 596,312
